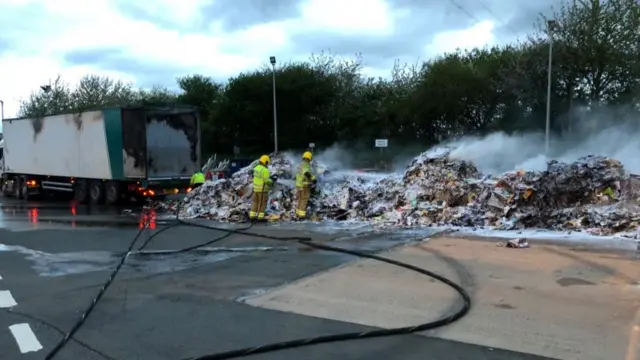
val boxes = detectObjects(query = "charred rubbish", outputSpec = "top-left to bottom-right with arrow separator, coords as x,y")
158,149 -> 640,236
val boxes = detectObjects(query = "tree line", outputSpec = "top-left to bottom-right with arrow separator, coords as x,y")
17,0 -> 640,158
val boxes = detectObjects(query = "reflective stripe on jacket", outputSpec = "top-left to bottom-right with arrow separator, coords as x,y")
253,164 -> 272,192
190,172 -> 205,185
295,161 -> 315,188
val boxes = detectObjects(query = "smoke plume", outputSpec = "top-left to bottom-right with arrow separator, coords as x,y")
446,107 -> 640,175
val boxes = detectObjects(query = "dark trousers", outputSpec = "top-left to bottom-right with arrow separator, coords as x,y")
295,186 -> 311,218
249,191 -> 269,220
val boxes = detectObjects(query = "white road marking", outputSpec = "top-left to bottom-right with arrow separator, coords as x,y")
0,290 -> 17,308
0,274 -> 3,280
9,323 -> 43,353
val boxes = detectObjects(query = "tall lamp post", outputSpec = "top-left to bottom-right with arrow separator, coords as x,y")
545,19 -> 557,155
0,100 -> 4,122
270,56 -> 278,154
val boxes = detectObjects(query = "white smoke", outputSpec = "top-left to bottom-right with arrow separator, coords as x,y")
311,144 -> 356,171
282,144 -> 355,171
284,108 -> 640,177
445,109 -> 640,175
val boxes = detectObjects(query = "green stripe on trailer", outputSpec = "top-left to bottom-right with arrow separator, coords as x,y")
103,108 -> 125,180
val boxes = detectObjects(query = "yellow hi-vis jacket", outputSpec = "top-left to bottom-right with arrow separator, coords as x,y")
295,161 -> 316,188
190,172 -> 205,185
253,164 -> 273,192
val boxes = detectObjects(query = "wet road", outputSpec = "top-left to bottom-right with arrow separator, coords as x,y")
0,198 -> 163,231
0,199 -> 554,360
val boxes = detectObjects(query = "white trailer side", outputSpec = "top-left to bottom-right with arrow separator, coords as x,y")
3,110 -> 113,179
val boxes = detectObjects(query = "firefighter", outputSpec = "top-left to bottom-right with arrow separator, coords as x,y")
295,151 -> 316,219
190,170 -> 205,189
249,155 -> 276,221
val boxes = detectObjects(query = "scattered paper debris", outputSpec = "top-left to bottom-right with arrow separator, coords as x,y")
505,238 -> 529,248
157,149 -> 640,236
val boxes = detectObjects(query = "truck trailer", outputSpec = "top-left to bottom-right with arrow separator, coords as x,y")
0,105 -> 201,204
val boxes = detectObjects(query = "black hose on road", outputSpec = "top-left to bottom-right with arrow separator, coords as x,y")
43,225 -> 148,360
180,223 -> 472,360
43,216 -> 252,360
44,216 -> 471,360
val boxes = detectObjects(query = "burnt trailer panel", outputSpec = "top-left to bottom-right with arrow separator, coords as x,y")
120,106 -> 200,180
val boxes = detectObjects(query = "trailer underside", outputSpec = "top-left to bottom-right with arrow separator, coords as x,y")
1,173 -> 192,204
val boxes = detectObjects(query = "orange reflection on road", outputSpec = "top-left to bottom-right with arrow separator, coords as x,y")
28,208 -> 38,223
139,209 -> 157,229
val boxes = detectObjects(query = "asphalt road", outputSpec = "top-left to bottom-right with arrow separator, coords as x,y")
0,198 -> 556,360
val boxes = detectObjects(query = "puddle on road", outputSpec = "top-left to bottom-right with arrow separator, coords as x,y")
556,277 -> 597,287
0,215 -> 444,278
0,199 -> 172,230
0,200 -> 125,218
0,230 -> 429,278
0,243 -> 244,277
270,220 -> 374,235
236,288 -> 270,303
328,227 -> 446,252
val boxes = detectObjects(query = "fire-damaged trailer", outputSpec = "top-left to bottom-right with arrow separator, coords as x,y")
0,105 -> 201,204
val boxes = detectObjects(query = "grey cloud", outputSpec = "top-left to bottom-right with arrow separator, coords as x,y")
387,0 -> 556,40
199,0 -> 301,32
0,2 -> 50,50
288,0 -> 487,67
0,37 -> 14,55
497,1 -> 556,36
286,0 -> 559,74
456,0 -> 557,38
290,33 -> 421,68
64,48 -> 119,65
63,48 -> 186,89
116,0 -> 302,33
60,0 -> 560,88
116,3 -> 190,32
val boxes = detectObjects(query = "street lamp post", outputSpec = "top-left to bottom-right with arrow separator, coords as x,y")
269,56 -> 278,154
545,19 -> 557,155
0,100 -> 4,122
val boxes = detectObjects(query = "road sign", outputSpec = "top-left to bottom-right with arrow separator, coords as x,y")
375,139 -> 388,147
309,143 -> 315,148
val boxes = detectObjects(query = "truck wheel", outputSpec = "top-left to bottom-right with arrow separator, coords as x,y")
13,178 -> 23,199
20,178 -> 30,201
74,180 -> 89,204
90,180 -> 105,205
105,181 -> 120,205
0,178 -> 8,197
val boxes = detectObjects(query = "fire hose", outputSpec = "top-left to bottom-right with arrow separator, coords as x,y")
43,219 -> 471,360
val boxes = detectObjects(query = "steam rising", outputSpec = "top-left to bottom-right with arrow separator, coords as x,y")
284,110 -> 640,176
283,144 -> 356,172
447,111 -> 640,175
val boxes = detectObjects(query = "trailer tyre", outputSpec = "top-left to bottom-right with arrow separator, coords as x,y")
13,178 -> 23,199
20,179 -> 30,201
1,177 -> 8,197
74,180 -> 90,204
105,181 -> 120,205
90,180 -> 106,205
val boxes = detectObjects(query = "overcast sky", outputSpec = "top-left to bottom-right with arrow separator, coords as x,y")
0,0 -> 555,118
